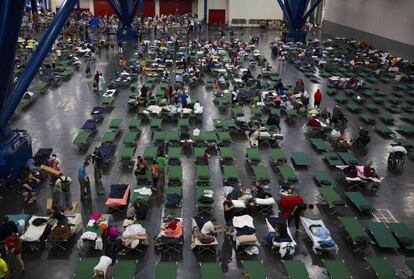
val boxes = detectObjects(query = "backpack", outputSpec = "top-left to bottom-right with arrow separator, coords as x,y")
59,176 -> 71,192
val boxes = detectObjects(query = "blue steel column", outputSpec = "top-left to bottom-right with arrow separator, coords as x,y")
131,0 -> 143,18
77,0 -> 81,19
0,0 -> 26,138
107,0 -> 122,18
204,0 -> 207,24
276,0 -> 322,41
1,0 -> 79,128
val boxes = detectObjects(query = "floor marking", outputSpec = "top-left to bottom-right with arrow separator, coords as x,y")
373,209 -> 397,223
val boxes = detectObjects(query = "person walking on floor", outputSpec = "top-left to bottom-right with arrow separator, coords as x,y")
94,70 -> 100,88
85,59 -> 91,78
4,233 -> 24,273
313,89 -> 322,109
55,173 -> 73,211
98,73 -> 105,95
78,161 -> 91,201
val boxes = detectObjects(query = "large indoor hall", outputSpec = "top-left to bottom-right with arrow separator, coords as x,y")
0,0 -> 414,278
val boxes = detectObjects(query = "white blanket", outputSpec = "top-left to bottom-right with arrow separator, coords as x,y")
256,198 -> 275,205
300,217 -> 338,254
21,216 -> 50,242
232,215 -> 254,229
94,256 -> 112,277
123,224 -> 146,237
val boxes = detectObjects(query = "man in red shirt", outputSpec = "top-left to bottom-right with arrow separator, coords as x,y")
278,195 -> 313,231
314,89 -> 322,108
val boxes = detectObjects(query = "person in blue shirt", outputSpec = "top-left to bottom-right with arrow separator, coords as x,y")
78,161 -> 90,201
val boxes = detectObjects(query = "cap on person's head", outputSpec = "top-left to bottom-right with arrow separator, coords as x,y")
84,160 -> 90,166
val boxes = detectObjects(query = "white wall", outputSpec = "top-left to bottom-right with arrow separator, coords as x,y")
324,0 -> 414,46
228,0 -> 283,21
197,0 -> 228,21
52,0 -> 92,12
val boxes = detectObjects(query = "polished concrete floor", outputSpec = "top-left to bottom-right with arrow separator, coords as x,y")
2,27 -> 414,279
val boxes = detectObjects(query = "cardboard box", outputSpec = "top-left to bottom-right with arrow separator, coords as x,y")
39,165 -> 61,177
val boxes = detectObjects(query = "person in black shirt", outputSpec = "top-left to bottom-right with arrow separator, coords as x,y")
223,195 -> 234,228
0,216 -> 18,241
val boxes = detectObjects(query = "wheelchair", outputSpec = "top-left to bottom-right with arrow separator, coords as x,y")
387,151 -> 405,169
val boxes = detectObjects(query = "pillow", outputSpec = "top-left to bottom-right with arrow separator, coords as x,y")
255,198 -> 275,205
232,200 -> 246,208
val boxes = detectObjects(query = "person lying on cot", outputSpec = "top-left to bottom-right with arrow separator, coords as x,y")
253,181 -> 272,199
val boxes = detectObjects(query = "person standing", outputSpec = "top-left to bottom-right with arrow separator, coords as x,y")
223,195 -> 235,232
155,153 -> 166,185
98,73 -> 105,95
78,161 -> 91,201
4,233 -> 24,273
55,174 -> 73,211
92,147 -> 104,188
85,59 -> 91,78
313,89 -> 322,108
94,70 -> 100,88
0,254 -> 8,279
150,161 -> 160,192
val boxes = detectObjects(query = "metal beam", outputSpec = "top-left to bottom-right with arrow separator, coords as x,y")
0,0 -> 79,128
76,0 -> 81,19
276,0 -> 292,26
302,0 -> 322,23
107,0 -> 122,19
130,0 -> 143,18
0,0 -> 26,138
119,0 -> 133,27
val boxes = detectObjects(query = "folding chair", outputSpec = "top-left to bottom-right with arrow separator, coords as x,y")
387,223 -> 414,250
313,170 -> 336,187
165,131 -> 180,147
339,216 -> 371,252
323,259 -> 352,279
232,106 -> 244,117
219,147 -> 234,164
283,260 -> 309,279
153,131 -> 167,145
365,221 -> 400,249
246,147 -> 262,165
380,113 -> 394,123
112,260 -> 137,278
310,138 -> 331,152
155,262 -> 177,279
365,257 -> 398,279
345,191 -> 373,214
285,109 -> 298,120
200,262 -> 223,279
278,166 -> 298,183
242,260 -> 267,279
253,165 -> 271,184
401,113 -> 414,123
403,258 -> 414,278
366,103 -> 380,113
291,152 -> 310,167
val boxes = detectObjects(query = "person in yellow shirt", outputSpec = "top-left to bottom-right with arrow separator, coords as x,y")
0,256 -> 8,278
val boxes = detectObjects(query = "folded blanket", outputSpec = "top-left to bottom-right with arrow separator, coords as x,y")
237,234 -> 257,244
235,226 -> 256,236
232,215 -> 254,229
256,198 -> 275,205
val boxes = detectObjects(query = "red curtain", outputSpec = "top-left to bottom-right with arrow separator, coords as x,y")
208,9 -> 225,24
